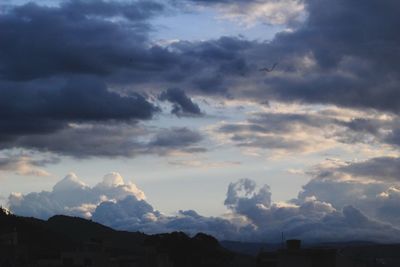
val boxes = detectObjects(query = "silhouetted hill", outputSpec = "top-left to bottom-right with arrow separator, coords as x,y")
47,215 -> 114,237
0,208 -> 74,258
0,210 -> 255,266
144,232 -> 233,267
5,209 -> 400,266
47,215 -> 149,254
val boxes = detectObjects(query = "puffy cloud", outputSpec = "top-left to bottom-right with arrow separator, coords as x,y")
223,178 -> 400,243
7,172 -> 241,239
161,210 -> 242,240
8,172 -> 145,219
305,181 -> 400,233
92,195 -> 158,229
8,172 -> 400,243
94,202 -> 241,240
93,172 -> 146,201
224,178 -> 272,225
159,88 -> 202,117
297,157 -> 400,228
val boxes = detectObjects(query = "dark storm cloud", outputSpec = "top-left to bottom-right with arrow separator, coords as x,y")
0,78 -> 157,121
0,77 -> 158,143
168,37 -> 253,93
159,88 -> 202,116
0,1 -> 169,81
0,0 -> 257,93
0,1 -> 229,158
177,0 -> 400,114
0,1 -> 252,86
3,0 -> 400,111
0,0 -> 165,150
1,125 -> 205,158
159,0 -> 400,113
254,0 -> 400,113
6,124 -> 146,158
2,0 -> 400,158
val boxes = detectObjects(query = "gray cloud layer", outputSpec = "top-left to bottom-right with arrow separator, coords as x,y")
0,1 -> 251,158
256,0 -> 400,113
3,125 -> 205,158
2,0 -> 398,159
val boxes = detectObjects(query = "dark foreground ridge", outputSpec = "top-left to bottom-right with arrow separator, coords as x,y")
1,207 -> 400,267
0,208 -> 252,267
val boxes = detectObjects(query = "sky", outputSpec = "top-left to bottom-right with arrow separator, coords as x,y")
1,0 -> 400,243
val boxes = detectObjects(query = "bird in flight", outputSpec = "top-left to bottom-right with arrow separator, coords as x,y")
259,63 -> 278,73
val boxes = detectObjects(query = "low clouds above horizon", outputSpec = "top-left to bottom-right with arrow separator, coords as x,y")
8,163 -> 400,243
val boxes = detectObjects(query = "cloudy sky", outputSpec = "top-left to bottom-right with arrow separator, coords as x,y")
2,0 -> 400,243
